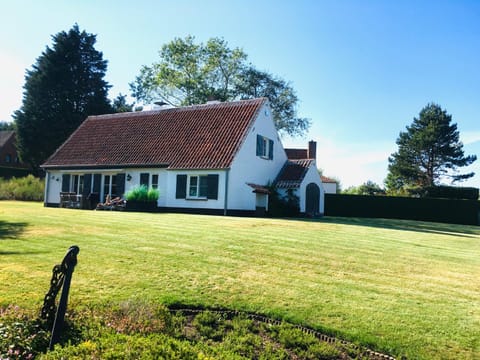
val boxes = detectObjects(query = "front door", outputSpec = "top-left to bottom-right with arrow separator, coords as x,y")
305,183 -> 320,215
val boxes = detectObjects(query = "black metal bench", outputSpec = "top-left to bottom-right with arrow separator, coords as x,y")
41,246 -> 80,350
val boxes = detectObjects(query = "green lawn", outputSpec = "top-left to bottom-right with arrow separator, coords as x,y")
1,201 -> 479,359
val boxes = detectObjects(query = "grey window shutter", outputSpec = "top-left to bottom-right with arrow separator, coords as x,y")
268,139 -> 274,160
93,174 -> 101,193
256,134 -> 263,156
116,174 -> 126,196
140,173 -> 149,187
207,174 -> 219,200
176,174 -> 187,199
83,174 -> 92,196
61,174 -> 70,192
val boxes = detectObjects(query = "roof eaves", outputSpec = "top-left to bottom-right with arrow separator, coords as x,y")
42,163 -> 170,170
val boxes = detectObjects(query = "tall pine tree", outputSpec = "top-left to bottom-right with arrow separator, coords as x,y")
386,103 -> 476,194
14,24 -> 112,171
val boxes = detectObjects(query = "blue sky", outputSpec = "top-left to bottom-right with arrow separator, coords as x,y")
1,0 -> 479,188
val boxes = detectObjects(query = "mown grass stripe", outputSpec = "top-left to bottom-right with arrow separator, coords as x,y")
0,201 -> 479,359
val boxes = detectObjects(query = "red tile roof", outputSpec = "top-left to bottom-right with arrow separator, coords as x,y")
0,131 -> 14,148
246,182 -> 270,194
285,148 -> 308,160
275,159 -> 314,189
321,176 -> 337,184
42,98 -> 266,170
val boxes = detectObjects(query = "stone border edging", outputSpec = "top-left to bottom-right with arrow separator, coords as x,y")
168,306 -> 397,360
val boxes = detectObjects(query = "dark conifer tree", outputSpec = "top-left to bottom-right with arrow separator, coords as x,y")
14,24 -> 112,171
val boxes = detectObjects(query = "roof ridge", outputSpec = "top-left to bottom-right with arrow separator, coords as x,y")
87,97 -> 267,121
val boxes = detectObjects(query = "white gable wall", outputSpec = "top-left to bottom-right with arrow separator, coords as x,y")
227,102 -> 287,211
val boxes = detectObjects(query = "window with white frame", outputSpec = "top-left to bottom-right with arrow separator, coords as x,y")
256,134 -> 273,160
71,174 -> 84,194
103,174 -> 118,197
188,175 -> 208,198
152,174 -> 159,189
176,174 -> 218,200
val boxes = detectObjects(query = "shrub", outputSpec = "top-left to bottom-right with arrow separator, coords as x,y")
0,305 -> 50,359
102,300 -> 171,335
0,175 -> 44,201
125,185 -> 159,202
267,186 -> 300,217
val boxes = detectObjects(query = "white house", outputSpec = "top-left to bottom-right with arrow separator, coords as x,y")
42,98 -> 324,216
321,176 -> 338,194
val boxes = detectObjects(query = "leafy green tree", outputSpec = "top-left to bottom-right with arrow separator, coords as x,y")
386,103 -> 476,194
112,93 -> 133,113
235,67 -> 309,137
130,36 -> 310,136
343,181 -> 385,195
14,24 -> 112,171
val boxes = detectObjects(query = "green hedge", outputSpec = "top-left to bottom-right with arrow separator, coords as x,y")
0,175 -> 44,201
325,194 -> 479,225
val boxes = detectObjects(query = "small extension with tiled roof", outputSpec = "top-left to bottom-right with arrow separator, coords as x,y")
42,98 -> 325,216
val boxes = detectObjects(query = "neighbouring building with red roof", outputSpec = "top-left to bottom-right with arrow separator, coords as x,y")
320,176 -> 338,194
42,98 -> 325,216
0,131 -> 29,169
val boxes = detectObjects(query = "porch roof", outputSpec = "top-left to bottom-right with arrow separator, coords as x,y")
275,159 -> 314,189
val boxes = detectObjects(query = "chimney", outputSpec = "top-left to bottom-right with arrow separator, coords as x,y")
308,140 -> 317,159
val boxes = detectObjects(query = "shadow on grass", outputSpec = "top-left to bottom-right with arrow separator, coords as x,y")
0,220 -> 28,240
295,216 -> 480,238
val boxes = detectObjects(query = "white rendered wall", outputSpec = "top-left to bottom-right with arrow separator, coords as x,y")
227,102 -> 288,211
322,182 -> 337,194
124,168 -> 168,206
165,169 -> 226,210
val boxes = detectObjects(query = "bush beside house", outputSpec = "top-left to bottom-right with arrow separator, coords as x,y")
125,185 -> 159,212
0,175 -> 44,201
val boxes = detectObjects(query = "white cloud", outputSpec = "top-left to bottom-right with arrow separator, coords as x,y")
461,131 -> 480,145
0,52 -> 26,121
316,138 -> 394,188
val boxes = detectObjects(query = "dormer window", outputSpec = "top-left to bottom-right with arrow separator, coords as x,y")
256,135 -> 273,160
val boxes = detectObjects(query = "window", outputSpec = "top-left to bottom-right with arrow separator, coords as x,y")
71,175 -> 84,194
152,174 -> 159,189
140,173 -> 149,187
188,175 -> 208,198
256,135 -> 273,160
5,154 -> 11,163
176,174 -> 218,200
103,174 -> 118,197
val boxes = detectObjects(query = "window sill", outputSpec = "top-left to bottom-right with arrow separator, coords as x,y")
186,197 -> 208,201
